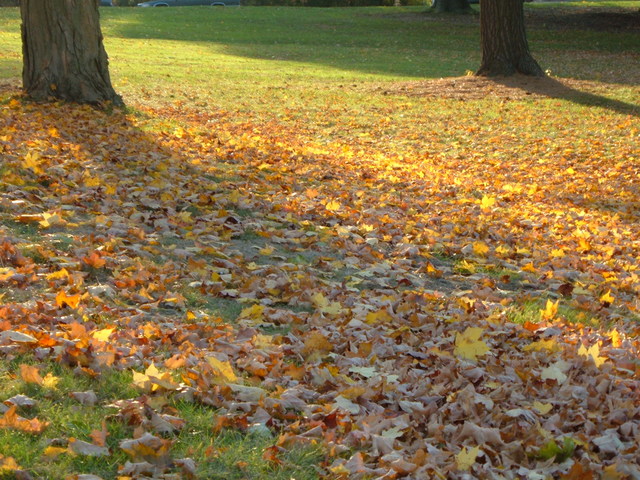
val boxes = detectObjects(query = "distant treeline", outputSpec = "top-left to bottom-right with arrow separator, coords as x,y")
0,0 -> 426,6
242,0 -> 426,5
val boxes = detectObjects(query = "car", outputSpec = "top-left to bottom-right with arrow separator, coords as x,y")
100,0 -> 113,5
137,0 -> 240,6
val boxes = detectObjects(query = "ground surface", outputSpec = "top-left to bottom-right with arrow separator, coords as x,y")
0,4 -> 639,480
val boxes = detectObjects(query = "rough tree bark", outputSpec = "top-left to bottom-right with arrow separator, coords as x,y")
20,0 -> 123,105
431,0 -> 472,13
476,0 -> 544,77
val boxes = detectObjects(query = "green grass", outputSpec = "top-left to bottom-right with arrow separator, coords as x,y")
0,356 -> 322,479
1,3 -> 639,113
506,299 -> 596,326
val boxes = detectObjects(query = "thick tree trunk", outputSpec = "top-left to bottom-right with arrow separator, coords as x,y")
20,0 -> 123,105
432,0 -> 472,13
476,0 -> 544,77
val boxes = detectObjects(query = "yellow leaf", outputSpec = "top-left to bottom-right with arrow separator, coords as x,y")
259,246 -> 274,255
550,248 -> 565,258
0,454 -> 22,472
578,343 -> 605,367
84,175 -> 101,187
22,151 -> 44,175
238,304 -> 264,321
540,299 -> 558,321
523,339 -> 560,353
365,309 -> 393,324
43,446 -> 69,459
607,328 -> 622,348
132,371 -> 151,390
472,241 -> 489,257
325,200 -> 341,212
456,446 -> 480,471
480,195 -> 496,211
311,292 -> 345,315
532,401 -> 553,415
46,268 -> 69,280
42,373 -> 60,389
540,361 -> 568,383
177,211 -> 193,224
38,212 -> 63,228
92,327 -> 116,342
600,290 -> 615,305
302,331 -> 333,357
206,357 -> 238,383
454,327 -> 490,361
227,190 -> 240,203
340,386 -> 367,400
522,262 -> 537,273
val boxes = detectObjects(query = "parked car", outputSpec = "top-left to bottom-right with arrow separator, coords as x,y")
100,0 -> 113,5
137,0 -> 240,6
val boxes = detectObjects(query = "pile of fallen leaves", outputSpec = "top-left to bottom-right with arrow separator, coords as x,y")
0,81 -> 639,479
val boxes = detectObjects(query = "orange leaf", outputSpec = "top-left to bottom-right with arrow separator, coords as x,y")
56,290 -> 82,309
19,364 -> 43,385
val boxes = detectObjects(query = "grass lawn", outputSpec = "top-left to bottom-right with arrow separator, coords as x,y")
0,3 -> 639,479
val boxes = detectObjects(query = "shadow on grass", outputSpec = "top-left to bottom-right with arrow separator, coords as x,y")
492,74 -> 640,118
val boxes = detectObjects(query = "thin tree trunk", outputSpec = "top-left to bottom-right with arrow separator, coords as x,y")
476,0 -> 544,77
21,0 -> 123,105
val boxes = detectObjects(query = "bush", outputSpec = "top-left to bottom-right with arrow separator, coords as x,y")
0,0 -> 19,6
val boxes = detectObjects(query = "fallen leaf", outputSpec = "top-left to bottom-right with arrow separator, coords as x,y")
454,327 -> 490,361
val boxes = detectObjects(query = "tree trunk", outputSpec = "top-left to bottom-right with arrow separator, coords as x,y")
476,0 -> 544,77
20,0 -> 123,105
432,0 -> 472,13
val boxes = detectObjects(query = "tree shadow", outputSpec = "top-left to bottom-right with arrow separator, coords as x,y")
491,74 -> 639,118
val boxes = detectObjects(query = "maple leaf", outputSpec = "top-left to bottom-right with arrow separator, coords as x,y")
82,251 -> 106,269
120,432 -> 172,464
0,454 -> 21,473
19,364 -> 43,385
472,241 -> 490,257
238,304 -> 264,322
325,199 -> 341,212
365,308 -> 393,324
0,406 -> 49,434
311,292 -> 345,315
206,356 -> 238,383
540,360 -> 569,384
540,299 -> 559,321
578,343 -> 606,367
600,290 -> 615,307
454,327 -> 490,361
56,290 -> 82,309
456,446 -> 480,471
480,195 -> 496,211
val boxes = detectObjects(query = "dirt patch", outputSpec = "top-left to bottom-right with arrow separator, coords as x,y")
368,74 -> 626,102
526,7 -> 640,31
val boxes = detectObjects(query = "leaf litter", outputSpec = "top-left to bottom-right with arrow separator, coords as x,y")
0,79 -> 639,479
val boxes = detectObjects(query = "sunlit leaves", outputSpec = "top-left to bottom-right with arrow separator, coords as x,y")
454,327 -> 490,361
206,356 -> 238,383
0,64 -> 638,479
0,406 -> 49,434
